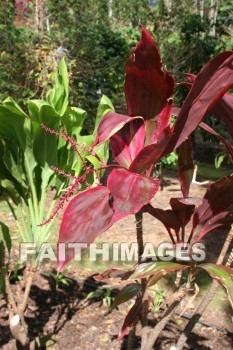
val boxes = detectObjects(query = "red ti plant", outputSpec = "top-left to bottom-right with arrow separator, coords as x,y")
48,28 -> 233,349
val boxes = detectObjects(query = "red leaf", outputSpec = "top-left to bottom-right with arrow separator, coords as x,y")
145,99 -> 173,145
170,197 -> 197,227
177,138 -> 195,197
117,297 -> 142,341
197,211 -> 233,241
182,75 -> 233,140
144,204 -> 180,235
167,51 -> 233,152
200,122 -> 233,162
94,268 -> 128,281
130,261 -> 189,279
107,168 -> 160,220
145,198 -> 199,241
57,186 -> 115,271
212,92 -> 233,139
124,27 -> 174,120
193,174 -> 233,229
92,111 -> 141,147
110,119 -> 145,168
129,126 -> 172,173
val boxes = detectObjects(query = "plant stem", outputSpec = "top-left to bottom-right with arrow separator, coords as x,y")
143,284 -> 189,350
135,211 -> 150,349
175,227 -> 233,350
136,211 -> 144,259
6,267 -> 36,347
3,239 -> 36,347
127,327 -> 136,350
126,212 -> 147,350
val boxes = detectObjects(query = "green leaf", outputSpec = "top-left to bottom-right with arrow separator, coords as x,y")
0,241 -> 5,267
29,103 -> 59,166
215,152 -> 226,169
3,143 -> 27,188
111,283 -> 141,310
62,106 -> 87,136
130,261 -> 189,280
86,140 -> 109,179
86,290 -> 104,300
71,135 -> 94,176
94,95 -> 114,133
0,98 -> 29,151
0,222 -> 11,255
46,58 -> 69,116
199,263 -> 233,308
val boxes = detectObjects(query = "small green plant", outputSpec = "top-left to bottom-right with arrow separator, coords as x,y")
150,285 -> 165,313
47,270 -> 72,290
215,152 -> 227,168
86,287 -> 114,310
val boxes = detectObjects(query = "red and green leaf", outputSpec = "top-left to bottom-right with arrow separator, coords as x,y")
130,261 -> 189,280
129,126 -> 172,173
199,263 -> 233,308
57,186 -> 115,271
58,168 -> 160,269
145,99 -> 173,145
94,268 -> 128,281
107,168 -> 160,220
92,111 -> 142,147
111,283 -> 141,310
110,119 -> 145,168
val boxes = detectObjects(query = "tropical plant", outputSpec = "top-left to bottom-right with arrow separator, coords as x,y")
50,27 -> 233,350
0,58 -> 109,347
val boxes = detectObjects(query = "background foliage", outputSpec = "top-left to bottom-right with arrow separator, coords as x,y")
0,0 -> 232,132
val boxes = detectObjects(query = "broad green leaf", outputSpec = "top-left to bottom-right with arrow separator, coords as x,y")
3,97 -> 28,117
62,106 -> 87,135
0,222 -> 11,254
94,94 -> 114,133
3,143 -> 27,188
0,179 -> 22,204
72,135 -> 94,176
30,104 -> 59,166
199,263 -> 233,308
86,141 -> 109,180
130,261 -> 189,280
0,99 -> 29,150
46,57 -> 69,116
111,283 -> 141,310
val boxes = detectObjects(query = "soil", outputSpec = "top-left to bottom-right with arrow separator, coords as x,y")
0,171 -> 233,350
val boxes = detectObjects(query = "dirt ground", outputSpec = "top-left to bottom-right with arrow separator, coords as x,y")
0,171 -> 233,349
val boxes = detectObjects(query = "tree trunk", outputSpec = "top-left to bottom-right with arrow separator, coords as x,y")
209,0 -> 219,36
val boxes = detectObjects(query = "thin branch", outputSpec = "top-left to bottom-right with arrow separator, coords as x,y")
143,284 -> 189,350
20,267 -> 36,314
175,227 -> 233,350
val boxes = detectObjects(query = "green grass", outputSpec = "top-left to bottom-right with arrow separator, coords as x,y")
197,163 -> 232,180
166,162 -> 231,180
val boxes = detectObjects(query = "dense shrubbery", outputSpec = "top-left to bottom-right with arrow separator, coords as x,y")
0,0 -> 232,131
